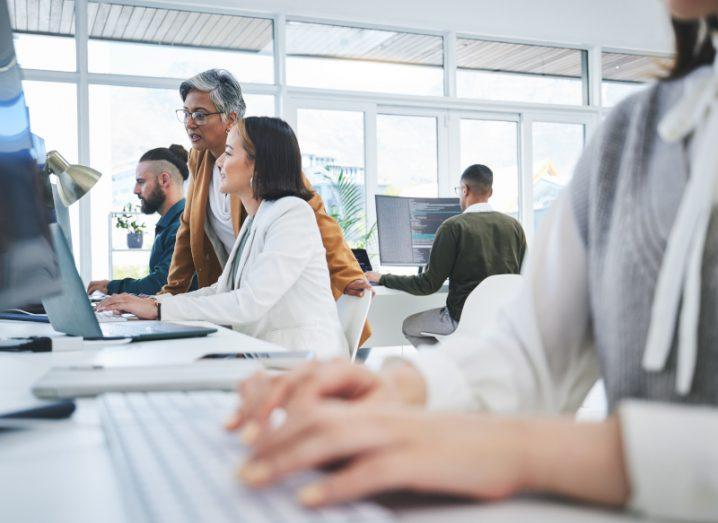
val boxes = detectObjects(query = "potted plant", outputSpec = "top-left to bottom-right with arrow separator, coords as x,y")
323,168 -> 377,250
115,203 -> 146,249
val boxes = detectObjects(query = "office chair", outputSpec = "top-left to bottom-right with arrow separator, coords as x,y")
421,274 -> 522,341
336,292 -> 372,361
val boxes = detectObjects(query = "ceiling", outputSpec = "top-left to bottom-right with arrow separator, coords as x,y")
8,0 -> 671,81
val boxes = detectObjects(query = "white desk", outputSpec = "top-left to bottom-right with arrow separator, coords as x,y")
0,319 -> 646,522
365,286 -> 448,347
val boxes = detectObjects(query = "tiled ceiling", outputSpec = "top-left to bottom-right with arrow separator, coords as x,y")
457,38 -> 584,78
8,0 -> 273,53
286,21 -> 444,66
602,52 -> 671,82
8,0 -> 671,80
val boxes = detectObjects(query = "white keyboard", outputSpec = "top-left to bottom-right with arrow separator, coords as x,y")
95,310 -> 128,322
99,392 -> 394,523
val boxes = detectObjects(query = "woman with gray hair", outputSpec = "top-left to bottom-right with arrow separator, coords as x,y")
160,69 -> 373,344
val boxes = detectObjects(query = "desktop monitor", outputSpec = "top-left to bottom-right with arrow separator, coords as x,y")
0,0 -> 60,309
375,195 -> 461,266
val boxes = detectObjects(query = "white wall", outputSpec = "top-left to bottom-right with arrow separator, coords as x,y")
164,0 -> 673,54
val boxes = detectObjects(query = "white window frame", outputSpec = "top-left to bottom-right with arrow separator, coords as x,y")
15,0 -> 663,278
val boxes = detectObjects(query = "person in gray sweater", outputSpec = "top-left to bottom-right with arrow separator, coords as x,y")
366,164 -> 526,347
227,4 -> 718,521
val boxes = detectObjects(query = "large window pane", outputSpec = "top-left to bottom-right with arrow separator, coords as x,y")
9,0 -> 76,72
457,39 -> 586,105
532,122 -> 584,228
23,81 -> 78,163
87,2 -> 273,83
89,85 -> 189,279
244,94 -> 275,117
601,52 -> 669,107
14,34 -> 76,72
296,109 -> 367,246
23,81 -> 79,259
460,119 -> 519,215
287,22 -> 443,96
377,114 -> 437,197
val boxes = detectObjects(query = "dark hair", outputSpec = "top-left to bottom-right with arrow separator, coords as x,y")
237,117 -> 312,202
461,164 -> 493,194
139,144 -> 189,181
668,15 -> 717,79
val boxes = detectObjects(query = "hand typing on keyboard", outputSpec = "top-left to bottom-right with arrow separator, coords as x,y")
95,310 -> 128,322
99,392 -> 392,522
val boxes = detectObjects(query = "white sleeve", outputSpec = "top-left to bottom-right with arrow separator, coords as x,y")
155,283 -> 218,302
160,204 -> 316,326
619,400 -> 718,521
400,191 -> 600,414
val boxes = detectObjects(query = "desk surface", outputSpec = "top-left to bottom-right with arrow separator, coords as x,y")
0,319 -> 645,522
366,285 -> 448,347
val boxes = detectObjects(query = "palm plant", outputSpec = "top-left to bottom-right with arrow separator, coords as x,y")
322,168 -> 376,249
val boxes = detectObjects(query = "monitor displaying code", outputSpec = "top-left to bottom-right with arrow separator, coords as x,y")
376,195 -> 461,266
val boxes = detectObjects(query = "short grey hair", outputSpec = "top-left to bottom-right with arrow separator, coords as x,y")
179,69 -> 246,121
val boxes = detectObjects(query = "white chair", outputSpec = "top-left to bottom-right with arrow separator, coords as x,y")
421,274 -> 522,341
336,292 -> 373,361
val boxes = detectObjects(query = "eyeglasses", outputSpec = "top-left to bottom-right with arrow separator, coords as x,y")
453,185 -> 464,196
175,109 -> 224,126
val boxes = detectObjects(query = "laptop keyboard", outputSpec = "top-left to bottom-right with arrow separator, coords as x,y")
99,392 -> 394,523
96,310 -> 128,322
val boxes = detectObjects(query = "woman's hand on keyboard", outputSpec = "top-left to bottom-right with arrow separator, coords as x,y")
240,404 -> 527,507
96,293 -> 159,320
225,359 -> 427,443
240,404 -> 629,510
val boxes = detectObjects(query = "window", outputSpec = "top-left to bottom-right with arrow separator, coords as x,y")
87,2 -> 274,83
89,85 -> 189,279
243,94 -> 275,117
601,52 -> 669,107
295,108 -> 367,245
23,80 -> 80,259
377,114 -> 438,197
460,119 -> 519,215
23,81 -> 78,163
10,0 -> 76,71
457,39 -> 586,105
286,22 -> 443,96
532,122 -> 584,228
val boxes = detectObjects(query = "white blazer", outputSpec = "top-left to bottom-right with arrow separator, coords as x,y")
158,197 -> 349,359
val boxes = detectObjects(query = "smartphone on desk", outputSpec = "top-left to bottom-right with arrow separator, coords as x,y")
198,351 -> 313,370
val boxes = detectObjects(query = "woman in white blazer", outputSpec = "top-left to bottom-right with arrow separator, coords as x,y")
98,117 -> 348,359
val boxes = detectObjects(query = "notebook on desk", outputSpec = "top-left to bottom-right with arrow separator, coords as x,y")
42,224 -> 215,342
32,360 -> 264,399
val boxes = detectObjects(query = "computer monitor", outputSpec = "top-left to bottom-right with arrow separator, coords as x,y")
375,195 -> 461,266
0,0 -> 60,309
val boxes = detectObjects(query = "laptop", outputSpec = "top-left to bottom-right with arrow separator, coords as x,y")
352,248 -> 373,272
42,224 -> 216,342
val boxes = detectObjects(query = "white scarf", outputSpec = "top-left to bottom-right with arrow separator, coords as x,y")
643,33 -> 718,395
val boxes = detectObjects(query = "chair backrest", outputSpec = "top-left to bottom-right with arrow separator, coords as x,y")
336,292 -> 372,361
452,274 -> 522,338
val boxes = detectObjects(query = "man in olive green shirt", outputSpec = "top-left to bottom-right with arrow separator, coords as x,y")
366,164 -> 526,347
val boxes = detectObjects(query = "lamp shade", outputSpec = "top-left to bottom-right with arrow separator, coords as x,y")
45,150 -> 102,206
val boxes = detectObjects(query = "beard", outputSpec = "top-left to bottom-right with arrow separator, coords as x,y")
139,184 -> 166,214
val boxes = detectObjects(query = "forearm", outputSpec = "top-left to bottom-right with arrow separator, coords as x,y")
380,272 -> 444,295
521,415 -> 629,507
109,271 -> 166,296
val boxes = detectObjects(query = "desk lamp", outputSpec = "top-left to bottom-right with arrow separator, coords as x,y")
45,150 -> 102,205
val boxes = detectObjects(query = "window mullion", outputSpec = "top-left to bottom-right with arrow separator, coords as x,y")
76,0 -> 92,282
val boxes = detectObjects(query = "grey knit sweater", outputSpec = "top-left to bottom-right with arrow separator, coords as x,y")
571,74 -> 718,409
